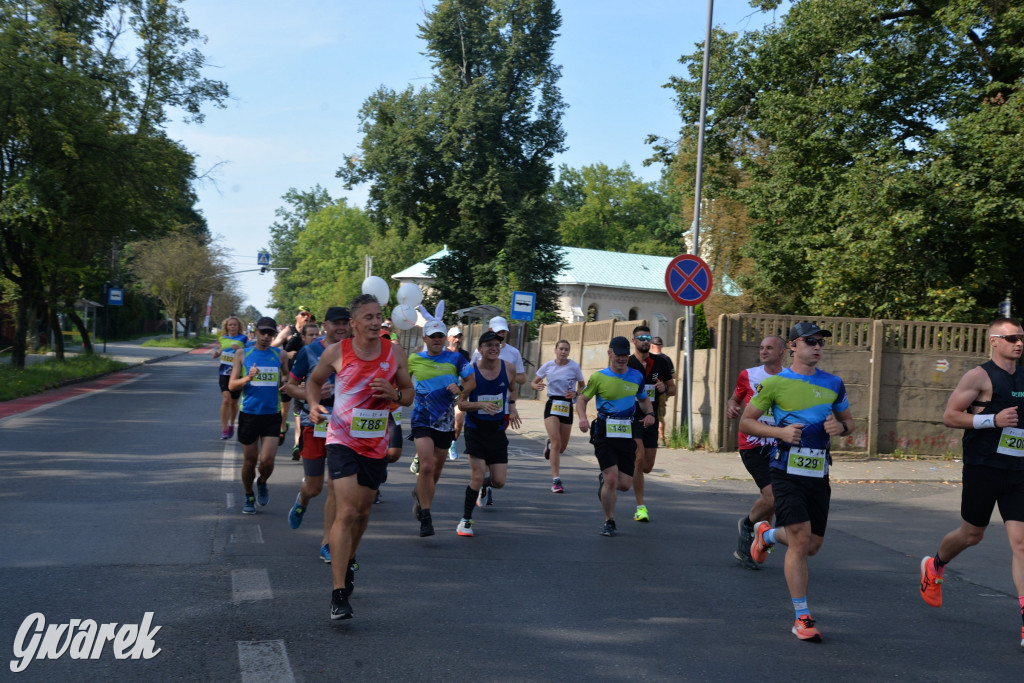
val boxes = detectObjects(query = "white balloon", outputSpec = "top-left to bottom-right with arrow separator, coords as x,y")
391,304 -> 418,330
361,276 -> 391,306
397,282 -> 424,307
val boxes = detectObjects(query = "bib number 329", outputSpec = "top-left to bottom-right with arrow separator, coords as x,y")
786,447 -> 827,478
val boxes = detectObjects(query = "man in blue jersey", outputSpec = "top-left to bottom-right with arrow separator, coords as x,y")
229,316 -> 288,515
454,331 -> 521,537
739,321 -> 854,643
577,336 -> 656,537
408,319 -> 477,537
283,306 -> 350,563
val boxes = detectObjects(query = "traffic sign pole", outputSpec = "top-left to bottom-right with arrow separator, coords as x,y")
665,255 -> 713,450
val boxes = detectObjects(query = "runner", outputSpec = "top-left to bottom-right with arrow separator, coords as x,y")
739,322 -> 853,642
290,322 -> 323,460
577,336 -> 656,537
650,336 -> 674,447
919,317 -> 1024,649
627,325 -> 676,523
229,316 -> 287,515
408,314 -> 476,537
455,330 -> 521,536
447,326 -> 471,461
530,339 -> 584,493
472,316 -> 526,386
283,307 -> 350,564
278,307 -> 312,446
306,294 -> 413,620
377,323 -> 405,504
726,335 -> 786,570
212,316 -> 247,439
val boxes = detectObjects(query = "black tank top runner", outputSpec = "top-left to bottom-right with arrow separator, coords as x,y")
961,360 -> 1024,470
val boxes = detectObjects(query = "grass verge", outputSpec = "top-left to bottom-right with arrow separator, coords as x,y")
141,334 -> 215,349
0,354 -> 130,401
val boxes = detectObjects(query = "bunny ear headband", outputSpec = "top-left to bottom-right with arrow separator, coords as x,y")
418,300 -> 444,323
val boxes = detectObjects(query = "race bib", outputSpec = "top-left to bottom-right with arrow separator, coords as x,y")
996,427 -> 1024,457
786,447 -> 828,478
250,366 -> 279,387
314,419 -> 328,438
478,394 -> 504,413
219,349 -> 235,366
757,414 -> 776,427
606,418 -> 632,439
350,409 -> 388,438
391,407 -> 402,423
644,384 -> 655,401
550,400 -> 570,417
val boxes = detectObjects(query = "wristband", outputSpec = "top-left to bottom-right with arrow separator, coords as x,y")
508,399 -> 516,403
397,390 -> 402,403
973,413 -> 996,429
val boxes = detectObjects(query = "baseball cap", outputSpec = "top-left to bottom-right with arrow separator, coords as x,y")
256,316 -> 277,332
652,337 -> 664,346
478,330 -> 500,346
381,320 -> 392,329
448,326 -> 463,337
489,316 -> 510,333
609,336 -> 631,355
324,306 -> 350,322
423,320 -> 447,337
297,306 -> 310,314
788,321 -> 833,341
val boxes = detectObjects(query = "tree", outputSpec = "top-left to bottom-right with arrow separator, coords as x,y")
0,0 -> 227,366
338,0 -> 567,314
664,0 -> 1024,321
266,185 -> 335,313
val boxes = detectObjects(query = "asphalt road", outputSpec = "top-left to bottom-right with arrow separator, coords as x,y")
1,350 -> 1022,681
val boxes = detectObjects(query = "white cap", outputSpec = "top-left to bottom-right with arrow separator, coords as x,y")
489,316 -> 509,332
423,320 -> 447,337
447,326 -> 462,337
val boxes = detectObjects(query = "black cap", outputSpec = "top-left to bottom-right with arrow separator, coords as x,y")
478,330 -> 501,347
324,306 -> 350,322
788,321 -> 832,341
256,316 -> 277,332
609,336 -> 631,355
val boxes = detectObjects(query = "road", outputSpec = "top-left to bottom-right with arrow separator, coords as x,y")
1,348 -> 1021,681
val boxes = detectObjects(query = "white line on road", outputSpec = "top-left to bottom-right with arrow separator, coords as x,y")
230,524 -> 264,544
231,568 -> 273,602
237,640 -> 295,683
226,492 -> 234,509
220,441 -> 236,482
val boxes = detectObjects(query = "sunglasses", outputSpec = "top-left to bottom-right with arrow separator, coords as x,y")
992,334 -> 1024,343
634,335 -> 652,342
257,329 -> 276,336
427,333 -> 446,339
799,337 -> 826,347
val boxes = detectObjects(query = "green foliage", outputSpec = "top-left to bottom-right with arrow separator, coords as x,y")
0,355 -> 129,401
664,0 -> 1024,322
141,333 -> 214,349
267,185 -> 335,312
694,303 -> 711,349
339,0 -> 567,314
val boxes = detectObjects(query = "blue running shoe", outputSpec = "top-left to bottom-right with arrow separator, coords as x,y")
242,494 -> 256,515
289,494 -> 306,529
256,478 -> 269,506
320,543 -> 332,564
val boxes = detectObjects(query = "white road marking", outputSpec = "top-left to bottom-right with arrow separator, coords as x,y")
231,568 -> 273,602
230,524 -> 264,544
220,441 -> 237,482
237,640 -> 295,683
226,492 -> 234,509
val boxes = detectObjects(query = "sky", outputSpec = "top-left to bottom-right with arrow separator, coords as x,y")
165,1 -> 773,314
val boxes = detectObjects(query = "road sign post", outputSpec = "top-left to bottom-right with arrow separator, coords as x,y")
665,255 -> 713,449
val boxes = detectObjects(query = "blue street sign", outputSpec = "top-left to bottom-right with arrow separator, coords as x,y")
510,291 -> 536,322
257,251 -> 271,266
107,287 -> 124,306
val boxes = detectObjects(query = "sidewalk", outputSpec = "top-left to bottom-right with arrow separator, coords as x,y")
1,337 -> 212,367
513,398 -> 964,485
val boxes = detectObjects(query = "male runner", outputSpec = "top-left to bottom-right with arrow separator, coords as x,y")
726,335 -> 786,569
627,325 -> 676,523
577,336 -> 656,536
447,326 -> 470,460
472,316 -> 526,386
739,322 -> 853,642
229,317 -> 287,515
920,317 -> 1024,649
284,306 -> 350,563
306,294 -> 413,620
454,331 -> 522,536
408,317 -> 476,537
650,336 -> 674,446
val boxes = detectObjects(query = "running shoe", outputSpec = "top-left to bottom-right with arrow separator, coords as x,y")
485,486 -> 493,506
598,472 -> 605,501
734,518 -> 759,570
419,512 -> 434,537
288,494 -> 305,529
600,520 -> 617,537
291,444 -> 300,461
256,478 -> 269,506
750,520 -> 775,564
448,442 -> 459,460
476,485 -> 488,508
920,556 -> 943,607
343,559 -> 357,596
330,589 -> 353,620
220,429 -> 231,440
792,615 -> 822,642
551,478 -> 564,493
412,489 -> 421,519
242,494 -> 256,515
374,490 -> 382,504
319,543 -> 332,564
280,422 -> 288,439
1020,626 -> 1023,650
227,425 -> 235,438
544,439 -> 551,459
457,519 -> 474,537
634,505 -> 650,523
410,455 -> 420,474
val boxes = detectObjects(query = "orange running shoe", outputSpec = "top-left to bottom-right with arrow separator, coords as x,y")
919,556 -> 943,607
792,615 -> 822,642
750,520 -> 775,564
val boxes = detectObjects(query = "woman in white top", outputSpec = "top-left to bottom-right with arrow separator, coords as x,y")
530,339 -> 585,493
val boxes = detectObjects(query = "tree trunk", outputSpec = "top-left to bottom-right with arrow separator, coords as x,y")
66,305 -> 94,354
11,291 -> 28,369
49,304 -> 65,361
